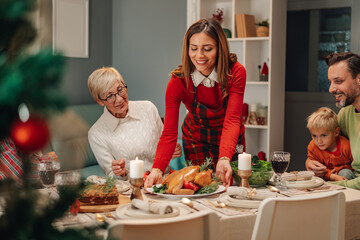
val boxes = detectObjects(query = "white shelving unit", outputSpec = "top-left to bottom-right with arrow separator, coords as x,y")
187,0 -> 287,158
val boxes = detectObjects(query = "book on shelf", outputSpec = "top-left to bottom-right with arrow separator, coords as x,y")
236,14 -> 257,38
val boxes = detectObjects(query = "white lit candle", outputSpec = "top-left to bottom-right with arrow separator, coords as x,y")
130,157 -> 144,178
238,152 -> 252,170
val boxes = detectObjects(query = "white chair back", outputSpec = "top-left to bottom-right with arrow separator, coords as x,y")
251,191 -> 345,240
106,210 -> 219,240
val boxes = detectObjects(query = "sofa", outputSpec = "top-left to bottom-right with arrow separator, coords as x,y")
48,104 -> 106,179
48,104 -> 185,180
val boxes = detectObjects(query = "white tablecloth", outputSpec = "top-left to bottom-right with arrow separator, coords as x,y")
53,183 -> 360,240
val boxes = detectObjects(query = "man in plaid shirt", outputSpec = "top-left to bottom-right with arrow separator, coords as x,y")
0,137 -> 57,182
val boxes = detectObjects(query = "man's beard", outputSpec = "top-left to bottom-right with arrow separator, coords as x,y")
335,88 -> 360,108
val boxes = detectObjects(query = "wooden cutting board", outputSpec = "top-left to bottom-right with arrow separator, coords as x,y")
79,194 -> 130,213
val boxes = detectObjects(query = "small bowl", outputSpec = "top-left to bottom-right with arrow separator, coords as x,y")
233,169 -> 273,187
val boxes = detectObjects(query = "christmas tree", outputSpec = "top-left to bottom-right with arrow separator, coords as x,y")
0,0 -> 103,239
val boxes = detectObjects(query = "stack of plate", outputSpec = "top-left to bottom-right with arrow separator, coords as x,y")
269,172 -> 324,189
115,203 -> 191,220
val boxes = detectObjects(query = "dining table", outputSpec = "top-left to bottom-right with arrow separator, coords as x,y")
52,181 -> 360,240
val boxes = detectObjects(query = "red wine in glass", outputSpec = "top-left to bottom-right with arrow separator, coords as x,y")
38,161 -> 60,195
271,161 -> 290,175
39,169 -> 59,186
270,151 -> 290,190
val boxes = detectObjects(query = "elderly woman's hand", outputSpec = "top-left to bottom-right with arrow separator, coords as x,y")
112,158 -> 127,176
216,158 -> 232,187
171,143 -> 183,159
144,168 -> 163,188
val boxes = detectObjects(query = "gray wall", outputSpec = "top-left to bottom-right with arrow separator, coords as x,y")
61,0 -> 113,105
284,93 -> 339,171
112,0 -> 187,118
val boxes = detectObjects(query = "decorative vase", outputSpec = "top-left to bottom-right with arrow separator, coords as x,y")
256,26 -> 269,37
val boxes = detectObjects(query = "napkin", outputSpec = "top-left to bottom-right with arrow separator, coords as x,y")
227,187 -> 276,200
131,199 -> 173,215
281,171 -> 315,182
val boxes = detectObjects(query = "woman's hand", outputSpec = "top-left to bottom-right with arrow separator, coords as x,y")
144,168 -> 163,188
305,158 -> 327,177
112,159 -> 127,176
216,158 -> 232,187
171,143 -> 183,159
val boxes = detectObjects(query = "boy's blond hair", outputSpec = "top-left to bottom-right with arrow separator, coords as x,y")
88,67 -> 125,101
306,107 -> 338,132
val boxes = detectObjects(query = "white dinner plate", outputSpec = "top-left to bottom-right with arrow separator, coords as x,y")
269,176 -> 324,189
146,185 -> 226,199
219,193 -> 261,209
285,176 -> 324,189
115,203 -> 191,219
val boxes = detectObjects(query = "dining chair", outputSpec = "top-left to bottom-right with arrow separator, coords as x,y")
251,191 -> 345,240
106,210 -> 219,240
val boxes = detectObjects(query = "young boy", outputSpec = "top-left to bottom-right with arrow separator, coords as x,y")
306,107 -> 355,181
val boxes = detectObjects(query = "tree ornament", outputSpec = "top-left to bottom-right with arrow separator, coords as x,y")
10,116 -> 50,153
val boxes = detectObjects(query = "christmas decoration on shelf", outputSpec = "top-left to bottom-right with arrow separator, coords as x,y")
258,151 -> 266,161
212,8 -> 224,23
260,62 -> 268,81
0,0 -> 103,239
212,8 -> 232,38
246,103 -> 259,125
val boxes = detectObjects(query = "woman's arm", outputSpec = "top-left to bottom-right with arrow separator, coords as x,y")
88,129 -> 115,176
218,62 -> 246,159
152,76 -> 185,172
216,62 -> 246,186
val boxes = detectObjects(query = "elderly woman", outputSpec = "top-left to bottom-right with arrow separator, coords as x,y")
87,67 -> 181,178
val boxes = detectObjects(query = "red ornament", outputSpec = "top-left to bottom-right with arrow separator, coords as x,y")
10,117 -> 50,153
258,151 -> 266,160
70,199 -> 80,215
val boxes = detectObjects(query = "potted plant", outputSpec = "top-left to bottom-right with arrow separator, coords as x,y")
256,19 -> 269,37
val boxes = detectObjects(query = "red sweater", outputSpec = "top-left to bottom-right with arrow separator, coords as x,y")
307,136 -> 354,180
153,62 -> 246,172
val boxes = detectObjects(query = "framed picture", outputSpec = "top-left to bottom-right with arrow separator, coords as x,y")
52,0 -> 89,58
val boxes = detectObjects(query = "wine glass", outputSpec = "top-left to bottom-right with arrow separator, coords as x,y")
38,161 -> 60,196
55,171 -> 81,218
54,171 -> 81,195
270,151 -> 290,191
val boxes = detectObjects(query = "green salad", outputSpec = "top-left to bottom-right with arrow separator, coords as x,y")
231,155 -> 272,186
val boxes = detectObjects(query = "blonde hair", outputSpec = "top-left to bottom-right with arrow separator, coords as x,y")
306,107 -> 338,132
88,67 -> 125,100
171,18 -> 237,98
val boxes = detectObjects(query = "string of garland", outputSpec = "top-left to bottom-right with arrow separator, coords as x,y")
0,0 -> 105,239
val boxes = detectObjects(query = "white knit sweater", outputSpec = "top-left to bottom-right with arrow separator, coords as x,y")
88,101 -> 163,177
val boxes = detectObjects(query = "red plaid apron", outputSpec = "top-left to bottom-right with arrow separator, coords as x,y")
182,84 -> 245,168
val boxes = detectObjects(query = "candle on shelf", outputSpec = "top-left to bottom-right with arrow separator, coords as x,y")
129,157 -> 144,179
238,152 -> 252,170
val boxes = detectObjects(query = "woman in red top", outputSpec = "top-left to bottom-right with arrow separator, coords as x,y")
145,18 -> 246,187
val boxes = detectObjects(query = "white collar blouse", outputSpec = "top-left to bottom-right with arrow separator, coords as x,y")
191,68 -> 218,88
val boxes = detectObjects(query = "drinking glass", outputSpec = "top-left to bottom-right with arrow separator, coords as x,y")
55,171 -> 81,217
270,151 -> 290,191
38,161 -> 60,196
54,171 -> 81,194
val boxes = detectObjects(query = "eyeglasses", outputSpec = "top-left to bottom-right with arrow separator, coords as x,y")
99,85 -> 127,104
